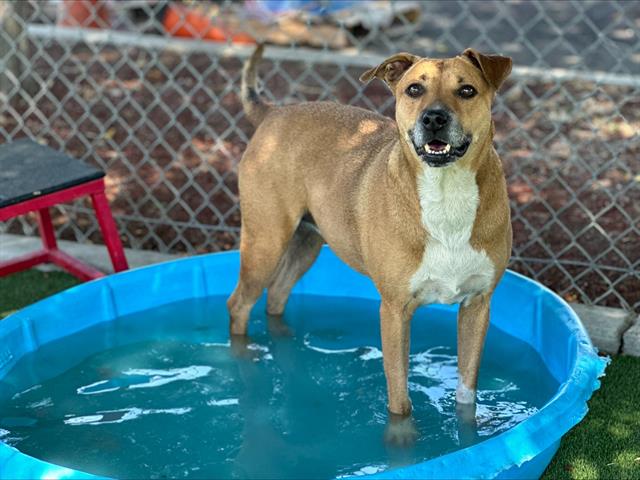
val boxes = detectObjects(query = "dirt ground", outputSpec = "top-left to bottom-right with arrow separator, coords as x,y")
1,42 -> 638,311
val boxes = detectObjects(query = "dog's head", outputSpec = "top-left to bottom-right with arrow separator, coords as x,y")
360,49 -> 512,168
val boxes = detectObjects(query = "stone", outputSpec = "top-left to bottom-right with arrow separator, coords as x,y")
622,317 -> 640,357
570,303 -> 635,355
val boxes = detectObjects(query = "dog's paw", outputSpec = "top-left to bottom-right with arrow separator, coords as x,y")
455,402 -> 479,447
384,414 -> 419,447
230,335 -> 260,361
266,314 -> 293,337
455,400 -> 477,424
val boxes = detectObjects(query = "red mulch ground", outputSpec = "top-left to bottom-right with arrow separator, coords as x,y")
1,42 -> 638,311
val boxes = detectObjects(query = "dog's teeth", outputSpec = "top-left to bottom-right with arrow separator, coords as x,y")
424,143 -> 451,155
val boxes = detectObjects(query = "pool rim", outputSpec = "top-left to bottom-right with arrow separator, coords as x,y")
0,247 -> 607,479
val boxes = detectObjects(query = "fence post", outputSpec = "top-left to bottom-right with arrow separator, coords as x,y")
0,1 -> 19,100
0,0 -> 37,103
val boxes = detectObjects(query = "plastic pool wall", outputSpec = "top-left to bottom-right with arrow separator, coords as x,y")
0,246 -> 607,479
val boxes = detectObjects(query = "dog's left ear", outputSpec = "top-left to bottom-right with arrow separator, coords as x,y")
462,49 -> 512,91
359,53 -> 420,91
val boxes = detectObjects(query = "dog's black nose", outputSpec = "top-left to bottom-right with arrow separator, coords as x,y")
422,109 -> 450,131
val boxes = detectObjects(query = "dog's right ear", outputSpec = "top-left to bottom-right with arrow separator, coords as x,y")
359,53 -> 420,91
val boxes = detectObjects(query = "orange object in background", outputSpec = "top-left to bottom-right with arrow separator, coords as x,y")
163,3 -> 256,44
58,0 -> 111,28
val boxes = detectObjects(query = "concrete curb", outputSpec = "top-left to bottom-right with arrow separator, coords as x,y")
570,303 -> 636,355
622,317 -> 640,356
1,233 -> 637,356
0,233 -> 179,273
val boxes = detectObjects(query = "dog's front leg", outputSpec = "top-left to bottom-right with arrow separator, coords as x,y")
456,293 -> 491,406
380,298 -> 418,446
380,299 -> 413,416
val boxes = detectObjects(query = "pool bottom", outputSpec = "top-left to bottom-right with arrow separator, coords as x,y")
0,294 -> 558,479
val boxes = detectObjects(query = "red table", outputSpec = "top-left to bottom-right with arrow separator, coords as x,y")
0,139 -> 129,281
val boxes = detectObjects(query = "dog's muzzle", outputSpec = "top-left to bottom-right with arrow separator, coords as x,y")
410,107 -> 471,167
411,136 -> 471,168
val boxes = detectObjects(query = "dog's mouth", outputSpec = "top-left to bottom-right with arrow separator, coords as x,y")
412,137 -> 471,167
425,140 -> 451,156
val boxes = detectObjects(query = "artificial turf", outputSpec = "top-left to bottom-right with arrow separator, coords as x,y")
543,354 -> 640,479
0,268 -> 79,319
0,269 -> 639,479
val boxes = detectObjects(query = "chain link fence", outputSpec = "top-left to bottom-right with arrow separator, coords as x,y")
1,0 -> 638,312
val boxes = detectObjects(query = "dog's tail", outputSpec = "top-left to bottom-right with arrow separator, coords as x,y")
241,44 -> 272,127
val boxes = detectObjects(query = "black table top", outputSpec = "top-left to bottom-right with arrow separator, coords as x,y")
0,139 -> 105,208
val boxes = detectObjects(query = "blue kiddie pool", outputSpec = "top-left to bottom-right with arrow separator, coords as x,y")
0,247 -> 606,479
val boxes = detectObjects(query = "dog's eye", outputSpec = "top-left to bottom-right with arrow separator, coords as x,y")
405,83 -> 425,98
458,85 -> 477,99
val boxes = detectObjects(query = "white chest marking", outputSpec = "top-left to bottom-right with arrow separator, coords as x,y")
410,165 -> 494,305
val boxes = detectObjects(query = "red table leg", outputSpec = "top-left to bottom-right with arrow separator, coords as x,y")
34,206 -> 104,280
0,178 -> 128,281
0,251 -> 49,276
91,190 -> 128,272
48,249 -> 104,281
38,208 -> 58,251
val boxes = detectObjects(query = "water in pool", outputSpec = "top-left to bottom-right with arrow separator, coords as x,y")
0,295 -> 557,479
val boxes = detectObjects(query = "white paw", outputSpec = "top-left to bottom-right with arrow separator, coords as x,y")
456,381 -> 476,404
384,415 -> 419,447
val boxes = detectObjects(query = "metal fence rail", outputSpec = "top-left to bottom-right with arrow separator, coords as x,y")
1,0 -> 638,312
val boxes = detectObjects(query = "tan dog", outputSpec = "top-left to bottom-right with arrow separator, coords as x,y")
228,45 -> 512,423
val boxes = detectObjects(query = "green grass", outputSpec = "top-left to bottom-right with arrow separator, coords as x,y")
1,269 -> 639,479
543,355 -> 640,479
0,269 -> 79,319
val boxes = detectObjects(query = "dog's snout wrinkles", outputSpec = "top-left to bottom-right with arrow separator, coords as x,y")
422,109 -> 449,131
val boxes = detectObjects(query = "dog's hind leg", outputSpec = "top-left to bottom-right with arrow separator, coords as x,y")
266,219 -> 324,316
227,209 -> 301,336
